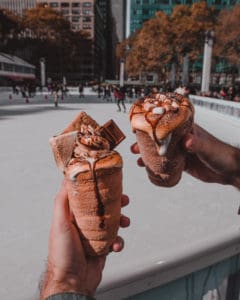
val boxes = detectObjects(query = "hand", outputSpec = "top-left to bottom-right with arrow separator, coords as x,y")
40,181 -> 130,299
182,124 -> 240,188
131,124 -> 240,188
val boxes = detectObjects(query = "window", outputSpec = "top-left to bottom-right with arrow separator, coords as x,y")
61,9 -> 69,14
72,10 -> 80,14
49,2 -> 59,7
72,25 -> 80,30
143,0 -> 149,3
61,2 -> 69,7
135,0 -> 141,4
83,10 -> 92,15
83,16 -> 91,22
3,63 -> 14,71
83,2 -> 92,7
83,24 -> 92,29
72,16 -> 80,22
72,2 -> 80,7
142,9 -> 149,15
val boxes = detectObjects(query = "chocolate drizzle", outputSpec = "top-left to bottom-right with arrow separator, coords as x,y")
89,159 -> 105,229
130,92 -> 193,147
145,111 -> 164,146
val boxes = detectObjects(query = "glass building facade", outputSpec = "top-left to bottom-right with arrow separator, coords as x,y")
129,0 -> 240,34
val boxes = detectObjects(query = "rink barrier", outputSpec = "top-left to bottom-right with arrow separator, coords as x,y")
189,95 -> 240,118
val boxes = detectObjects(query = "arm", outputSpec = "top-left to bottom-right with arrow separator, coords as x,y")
131,124 -> 240,189
40,182 -> 130,300
182,124 -> 240,189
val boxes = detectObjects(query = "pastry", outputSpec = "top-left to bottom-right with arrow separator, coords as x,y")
50,111 -> 125,256
129,92 -> 194,187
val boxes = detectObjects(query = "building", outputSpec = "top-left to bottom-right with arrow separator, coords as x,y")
111,0 -> 127,41
1,0 -> 124,82
36,0 -> 114,81
0,0 -> 36,15
128,0 -> 240,35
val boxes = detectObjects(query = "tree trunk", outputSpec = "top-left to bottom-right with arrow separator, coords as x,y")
182,53 -> 189,87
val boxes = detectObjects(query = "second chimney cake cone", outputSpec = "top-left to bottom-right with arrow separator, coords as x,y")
50,111 -> 125,256
129,92 -> 194,187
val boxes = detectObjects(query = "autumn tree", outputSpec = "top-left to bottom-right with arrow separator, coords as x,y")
214,4 -> 240,75
21,5 -> 92,81
120,1 -> 217,85
121,11 -> 173,83
0,9 -> 21,49
23,5 -> 71,41
170,2 -> 217,85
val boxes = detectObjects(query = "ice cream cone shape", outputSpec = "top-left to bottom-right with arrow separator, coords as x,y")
65,154 -> 122,255
129,92 -> 194,187
50,112 -> 125,256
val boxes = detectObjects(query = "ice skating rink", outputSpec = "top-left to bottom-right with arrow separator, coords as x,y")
0,100 -> 240,300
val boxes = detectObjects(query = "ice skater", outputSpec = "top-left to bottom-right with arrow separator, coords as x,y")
114,87 -> 126,112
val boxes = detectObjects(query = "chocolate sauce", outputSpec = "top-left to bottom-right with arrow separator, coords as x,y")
130,93 -> 192,146
90,160 -> 105,229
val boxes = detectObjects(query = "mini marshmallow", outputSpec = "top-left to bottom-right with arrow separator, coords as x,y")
152,107 -> 165,115
144,102 -> 156,111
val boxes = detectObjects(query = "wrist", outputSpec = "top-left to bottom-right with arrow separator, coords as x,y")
41,265 -> 90,300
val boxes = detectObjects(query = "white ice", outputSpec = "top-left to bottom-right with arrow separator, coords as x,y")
0,97 -> 240,300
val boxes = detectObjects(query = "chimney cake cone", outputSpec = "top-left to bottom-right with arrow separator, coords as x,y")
50,112 -> 125,256
129,92 -> 194,187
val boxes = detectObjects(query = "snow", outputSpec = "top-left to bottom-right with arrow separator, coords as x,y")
0,98 -> 240,300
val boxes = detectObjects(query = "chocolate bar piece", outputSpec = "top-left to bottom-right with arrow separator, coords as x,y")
100,119 -> 125,150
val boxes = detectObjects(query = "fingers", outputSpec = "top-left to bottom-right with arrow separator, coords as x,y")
52,180 -> 70,229
131,143 -> 139,154
120,214 -> 130,228
137,157 -> 145,167
111,236 -> 124,252
131,143 -> 145,167
120,195 -> 130,227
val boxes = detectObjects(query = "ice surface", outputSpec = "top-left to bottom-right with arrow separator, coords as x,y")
0,98 -> 240,300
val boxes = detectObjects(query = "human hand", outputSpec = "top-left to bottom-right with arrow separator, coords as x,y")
131,124 -> 240,188
40,181 -> 130,300
183,124 -> 240,188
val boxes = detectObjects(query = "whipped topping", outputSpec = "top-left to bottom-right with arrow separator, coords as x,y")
67,125 -> 113,181
129,92 -> 194,156
152,107 -> 165,115
73,127 -> 110,160
158,133 -> 172,156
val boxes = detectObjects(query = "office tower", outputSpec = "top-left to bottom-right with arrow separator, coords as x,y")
0,0 -> 36,15
128,0 -> 240,35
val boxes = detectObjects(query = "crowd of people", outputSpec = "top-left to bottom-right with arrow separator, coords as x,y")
10,80 -> 240,109
197,85 -> 240,102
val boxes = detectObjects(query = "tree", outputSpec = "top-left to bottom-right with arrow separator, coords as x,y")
120,1 -> 217,85
21,5 -> 92,81
214,4 -> 240,68
23,5 -> 71,41
122,11 -> 173,82
0,9 -> 20,49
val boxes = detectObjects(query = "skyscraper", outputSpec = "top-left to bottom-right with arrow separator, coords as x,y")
0,0 -> 36,15
128,0 -> 240,35
111,0 -> 127,41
